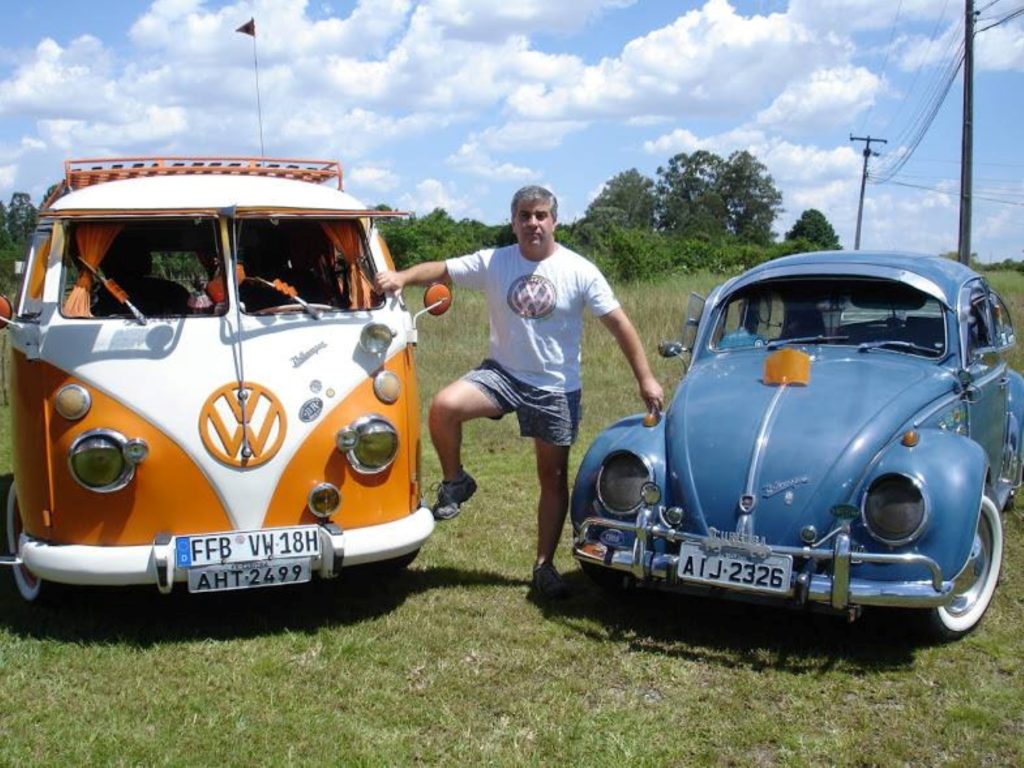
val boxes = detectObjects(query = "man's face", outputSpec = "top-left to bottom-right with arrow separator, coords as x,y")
512,199 -> 557,258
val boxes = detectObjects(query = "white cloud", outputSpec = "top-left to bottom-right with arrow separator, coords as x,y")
446,141 -> 536,180
0,164 -> 16,190
976,21 -> 1024,72
0,36 -> 115,119
418,0 -> 637,41
756,66 -> 882,133
642,128 -> 702,156
36,106 -> 188,150
507,0 -> 838,122
474,121 -> 587,152
398,178 -> 474,217
789,0 -> 949,34
348,165 -> 400,193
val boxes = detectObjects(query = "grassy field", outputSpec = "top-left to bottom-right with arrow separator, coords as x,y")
1,272 -> 1023,766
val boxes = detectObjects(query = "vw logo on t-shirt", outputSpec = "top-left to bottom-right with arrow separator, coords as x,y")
507,274 -> 556,319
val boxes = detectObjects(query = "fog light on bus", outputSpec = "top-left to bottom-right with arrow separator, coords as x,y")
308,483 -> 341,518
123,438 -> 149,465
55,384 -> 92,420
373,370 -> 401,404
336,427 -> 359,452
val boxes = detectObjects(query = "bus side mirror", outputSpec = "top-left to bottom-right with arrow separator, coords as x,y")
0,295 -> 13,330
423,283 -> 452,316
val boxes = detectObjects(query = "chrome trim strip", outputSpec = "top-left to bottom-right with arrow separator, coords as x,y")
575,512 -> 949,608
740,383 -> 790,523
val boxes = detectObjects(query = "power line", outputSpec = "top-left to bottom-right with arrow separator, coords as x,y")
857,0 -> 905,135
976,5 -> 1024,32
874,0 -> 955,138
881,178 -> 1024,207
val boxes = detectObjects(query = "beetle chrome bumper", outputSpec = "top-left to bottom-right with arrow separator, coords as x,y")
5,508 -> 434,593
574,508 -> 955,610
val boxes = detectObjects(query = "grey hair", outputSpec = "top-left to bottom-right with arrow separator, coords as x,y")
510,185 -> 558,221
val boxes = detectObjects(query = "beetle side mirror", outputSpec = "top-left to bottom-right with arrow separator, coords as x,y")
659,341 -> 683,358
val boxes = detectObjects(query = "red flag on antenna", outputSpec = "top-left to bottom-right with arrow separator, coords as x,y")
236,18 -> 256,36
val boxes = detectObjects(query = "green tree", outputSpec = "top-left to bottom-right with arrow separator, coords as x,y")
654,150 -> 727,239
654,150 -> 782,244
785,208 -> 841,250
0,201 -> 11,251
584,168 -> 656,230
718,150 -> 782,245
5,192 -> 37,245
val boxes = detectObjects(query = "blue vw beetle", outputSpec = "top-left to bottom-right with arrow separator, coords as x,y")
572,251 -> 1022,640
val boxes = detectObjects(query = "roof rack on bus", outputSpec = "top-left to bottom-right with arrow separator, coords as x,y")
43,156 -> 344,208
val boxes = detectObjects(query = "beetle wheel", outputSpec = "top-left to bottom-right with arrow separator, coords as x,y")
928,492 -> 1002,640
6,485 -> 43,602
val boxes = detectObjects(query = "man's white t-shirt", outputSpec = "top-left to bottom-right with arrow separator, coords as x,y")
445,244 -> 620,392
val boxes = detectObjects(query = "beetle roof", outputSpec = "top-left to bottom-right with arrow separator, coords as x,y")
722,250 -> 982,309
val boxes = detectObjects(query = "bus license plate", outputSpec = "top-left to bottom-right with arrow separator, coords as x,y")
176,526 -> 321,568
187,558 -> 312,593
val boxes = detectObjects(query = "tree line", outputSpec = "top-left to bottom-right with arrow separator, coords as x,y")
380,149 -> 843,281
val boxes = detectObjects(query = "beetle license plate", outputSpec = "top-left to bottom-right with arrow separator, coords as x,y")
175,526 -> 321,568
187,558 -> 312,593
677,542 -> 792,594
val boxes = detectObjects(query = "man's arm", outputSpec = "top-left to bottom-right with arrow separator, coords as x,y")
599,307 -> 665,412
374,260 -> 450,294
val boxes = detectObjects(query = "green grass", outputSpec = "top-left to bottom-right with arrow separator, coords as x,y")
1,272 -> 1023,766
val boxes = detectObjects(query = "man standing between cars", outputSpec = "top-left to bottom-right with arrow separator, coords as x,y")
374,186 -> 664,599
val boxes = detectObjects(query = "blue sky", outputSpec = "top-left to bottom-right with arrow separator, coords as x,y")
1,0 -> 1022,260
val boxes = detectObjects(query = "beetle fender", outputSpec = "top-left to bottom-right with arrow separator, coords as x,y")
570,413 -> 667,529
858,428 -> 987,579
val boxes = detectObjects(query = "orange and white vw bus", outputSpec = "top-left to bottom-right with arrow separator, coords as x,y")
0,156 -> 448,599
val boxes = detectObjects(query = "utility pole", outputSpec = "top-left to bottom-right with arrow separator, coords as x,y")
850,135 -> 887,250
958,0 -> 976,265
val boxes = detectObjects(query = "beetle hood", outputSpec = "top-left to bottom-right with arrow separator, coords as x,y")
668,348 -> 957,543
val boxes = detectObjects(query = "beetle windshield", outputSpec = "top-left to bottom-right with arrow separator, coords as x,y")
711,277 -> 946,358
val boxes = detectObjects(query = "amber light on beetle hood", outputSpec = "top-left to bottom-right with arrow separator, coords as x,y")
763,348 -> 811,386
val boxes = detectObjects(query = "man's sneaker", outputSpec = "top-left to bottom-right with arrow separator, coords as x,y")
432,470 -> 476,520
531,561 -> 568,600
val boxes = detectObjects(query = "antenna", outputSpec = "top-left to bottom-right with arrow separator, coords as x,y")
235,18 -> 265,157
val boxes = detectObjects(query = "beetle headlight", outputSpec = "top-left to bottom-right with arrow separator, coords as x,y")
862,473 -> 927,545
68,429 -> 137,493
359,323 -> 396,356
340,415 -> 399,474
597,451 -> 652,516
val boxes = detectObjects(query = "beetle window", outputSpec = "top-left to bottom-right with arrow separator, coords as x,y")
61,219 -> 225,319
967,292 -> 994,353
991,294 -> 1015,349
713,278 -> 946,357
